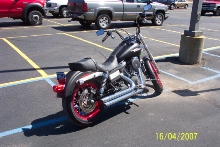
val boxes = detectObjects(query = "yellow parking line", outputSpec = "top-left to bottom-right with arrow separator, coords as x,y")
169,24 -> 220,32
0,32 -> 78,39
150,27 -> 182,34
30,34 -> 53,37
150,27 -> 220,42
0,72 -> 69,88
44,19 -> 68,26
144,37 -> 180,47
62,33 -> 114,52
2,36 -> 29,39
0,75 -> 55,87
2,38 -> 48,77
0,24 -> 69,30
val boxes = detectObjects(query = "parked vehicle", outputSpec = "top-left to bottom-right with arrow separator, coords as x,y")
67,0 -> 169,29
0,0 -> 46,25
152,0 -> 176,10
201,0 -> 220,16
45,0 -> 69,18
175,0 -> 189,9
52,3 -> 163,126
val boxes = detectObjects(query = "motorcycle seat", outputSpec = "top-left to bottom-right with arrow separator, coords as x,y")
68,55 -> 118,72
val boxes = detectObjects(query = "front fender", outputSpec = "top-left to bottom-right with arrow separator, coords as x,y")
22,3 -> 46,21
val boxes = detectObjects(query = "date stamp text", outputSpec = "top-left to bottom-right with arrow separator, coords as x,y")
156,132 -> 198,141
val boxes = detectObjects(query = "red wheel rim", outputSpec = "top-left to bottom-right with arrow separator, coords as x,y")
72,83 -> 102,121
150,62 -> 163,87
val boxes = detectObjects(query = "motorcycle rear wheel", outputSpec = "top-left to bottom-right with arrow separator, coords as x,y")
62,80 -> 104,126
144,58 -> 163,95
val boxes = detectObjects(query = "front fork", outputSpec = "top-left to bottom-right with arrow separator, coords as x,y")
138,67 -> 145,88
139,34 -> 160,74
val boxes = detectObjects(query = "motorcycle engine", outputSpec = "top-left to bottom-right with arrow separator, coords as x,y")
130,57 -> 140,72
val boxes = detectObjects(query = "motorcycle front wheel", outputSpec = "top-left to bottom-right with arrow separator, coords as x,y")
62,80 -> 104,127
143,58 -> 163,95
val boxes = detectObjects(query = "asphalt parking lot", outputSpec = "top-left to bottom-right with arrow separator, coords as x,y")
1,5 -> 220,147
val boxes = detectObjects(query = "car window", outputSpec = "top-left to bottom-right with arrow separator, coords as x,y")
126,0 -> 134,2
158,0 -> 167,3
137,0 -> 149,3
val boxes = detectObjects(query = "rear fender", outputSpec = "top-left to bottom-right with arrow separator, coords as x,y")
58,71 -> 102,98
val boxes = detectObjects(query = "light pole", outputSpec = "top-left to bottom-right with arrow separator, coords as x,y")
179,0 -> 205,64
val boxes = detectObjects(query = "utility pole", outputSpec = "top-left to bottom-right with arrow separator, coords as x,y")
179,0 -> 205,64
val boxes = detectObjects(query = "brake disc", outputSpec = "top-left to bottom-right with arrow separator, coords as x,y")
79,88 -> 96,113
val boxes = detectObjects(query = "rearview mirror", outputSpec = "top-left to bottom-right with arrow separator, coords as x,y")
96,29 -> 104,36
144,4 -> 152,11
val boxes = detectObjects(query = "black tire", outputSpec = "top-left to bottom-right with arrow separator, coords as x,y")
151,12 -> 164,26
201,11 -> 206,16
184,4 -> 188,9
21,18 -> 27,24
95,14 -> 111,29
143,58 -> 163,95
28,10 -> 43,26
213,8 -> 220,16
60,7 -> 68,18
52,13 -> 60,17
62,73 -> 104,126
170,4 -> 175,10
79,20 -> 92,27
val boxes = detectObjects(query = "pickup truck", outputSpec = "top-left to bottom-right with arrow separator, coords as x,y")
67,0 -> 169,29
0,0 -> 46,25
46,0 -> 69,17
202,0 -> 220,16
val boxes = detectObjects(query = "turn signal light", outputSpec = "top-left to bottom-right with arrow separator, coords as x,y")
53,84 -> 65,92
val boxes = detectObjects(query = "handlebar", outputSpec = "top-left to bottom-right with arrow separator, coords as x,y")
102,29 -> 125,43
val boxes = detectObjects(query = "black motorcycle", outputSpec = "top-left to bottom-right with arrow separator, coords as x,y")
52,4 -> 163,126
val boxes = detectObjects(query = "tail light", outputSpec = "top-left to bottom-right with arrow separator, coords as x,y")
53,84 -> 65,92
83,3 -> 88,12
53,72 -> 66,93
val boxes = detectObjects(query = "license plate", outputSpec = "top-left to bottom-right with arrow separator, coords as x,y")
56,72 -> 65,80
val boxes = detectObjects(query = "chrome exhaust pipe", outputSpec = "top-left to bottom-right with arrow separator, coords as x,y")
101,73 -> 143,106
104,89 -> 143,106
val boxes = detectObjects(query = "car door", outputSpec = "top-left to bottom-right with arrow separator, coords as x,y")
123,0 -> 139,20
176,0 -> 182,7
136,0 -> 153,18
0,0 -> 14,17
0,0 -> 24,18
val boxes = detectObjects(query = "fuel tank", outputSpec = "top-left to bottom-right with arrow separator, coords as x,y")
111,42 -> 141,62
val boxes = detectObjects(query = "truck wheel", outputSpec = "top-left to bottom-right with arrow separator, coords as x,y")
28,10 -> 43,26
79,20 -> 92,26
184,4 -> 188,9
95,14 -> 111,29
151,13 -> 164,26
214,8 -> 220,16
60,7 -> 68,18
170,4 -> 175,10
201,11 -> 206,16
